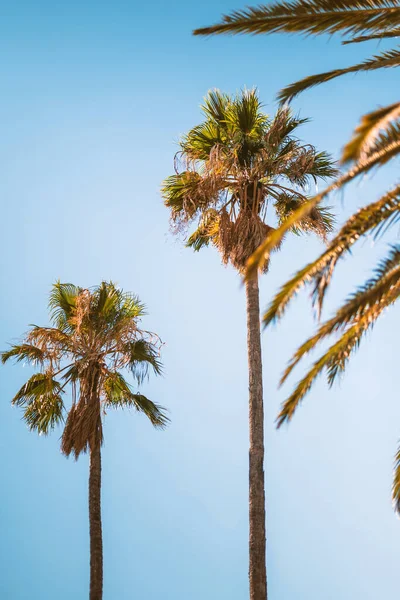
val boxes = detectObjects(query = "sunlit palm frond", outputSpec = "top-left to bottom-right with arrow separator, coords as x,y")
246,191 -> 327,278
263,183 -> 400,325
11,372 -> 65,434
162,172 -> 206,220
226,88 -> 268,135
280,244 -> 400,382
123,339 -> 163,382
344,27 -> 400,43
48,281 -> 81,332
277,47 -> 400,103
277,245 -> 400,426
194,0 -> 400,37
103,371 -> 169,428
342,102 -> 400,164
201,89 -> 230,124
1,343 -> 45,365
186,209 -> 220,251
182,121 -> 225,161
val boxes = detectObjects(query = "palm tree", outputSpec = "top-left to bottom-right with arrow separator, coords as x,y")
161,89 -> 337,600
194,0 -> 400,512
2,281 -> 168,600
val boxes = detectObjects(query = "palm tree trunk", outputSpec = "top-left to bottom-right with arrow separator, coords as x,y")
246,272 -> 267,600
89,442 -> 103,600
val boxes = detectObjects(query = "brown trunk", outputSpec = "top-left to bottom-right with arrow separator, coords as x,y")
89,442 -> 103,600
246,273 -> 267,600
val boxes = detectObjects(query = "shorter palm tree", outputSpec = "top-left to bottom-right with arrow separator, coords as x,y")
2,281 -> 168,600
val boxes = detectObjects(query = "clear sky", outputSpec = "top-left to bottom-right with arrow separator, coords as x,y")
0,1 -> 399,599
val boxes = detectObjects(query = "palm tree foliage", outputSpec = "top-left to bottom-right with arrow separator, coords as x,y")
195,0 -> 400,512
162,88 -> 337,269
2,281 -> 168,454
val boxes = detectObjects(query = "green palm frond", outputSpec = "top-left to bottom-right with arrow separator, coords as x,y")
277,47 -> 400,103
123,339 -> 163,382
186,209 -> 220,251
194,0 -> 400,37
226,88 -> 267,134
201,89 -> 230,124
48,282 -> 81,331
263,183 -> 400,325
182,121 -> 225,160
277,245 -> 400,427
1,343 -> 45,365
162,172 -> 204,217
12,373 -> 65,434
103,371 -> 169,428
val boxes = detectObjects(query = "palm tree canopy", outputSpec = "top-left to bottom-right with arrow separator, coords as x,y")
2,282 -> 168,459
161,89 -> 337,272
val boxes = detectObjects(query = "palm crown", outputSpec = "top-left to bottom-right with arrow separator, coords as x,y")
162,89 -> 337,270
2,281 -> 168,459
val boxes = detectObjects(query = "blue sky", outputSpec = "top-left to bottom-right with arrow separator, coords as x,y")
0,1 -> 399,598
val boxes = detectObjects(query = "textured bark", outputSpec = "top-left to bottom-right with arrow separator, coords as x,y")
89,443 -> 103,600
246,273 -> 267,600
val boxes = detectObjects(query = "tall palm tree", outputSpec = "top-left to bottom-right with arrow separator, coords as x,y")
161,89 -> 337,600
194,0 -> 400,512
2,281 -> 168,600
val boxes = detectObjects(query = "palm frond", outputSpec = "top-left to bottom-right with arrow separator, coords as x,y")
263,183 -> 400,325
276,245 -> 400,427
123,339 -> 163,383
12,373 -> 65,434
182,121 -> 225,161
280,244 -> 400,384
277,47 -> 400,103
186,209 -> 220,251
226,88 -> 267,135
342,102 -> 400,164
246,191 -> 326,277
194,1 -> 400,37
103,371 -> 169,428
48,282 -> 81,331
162,172 -> 204,217
1,344 -> 45,365
344,28 -> 400,43
201,89 -> 230,124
